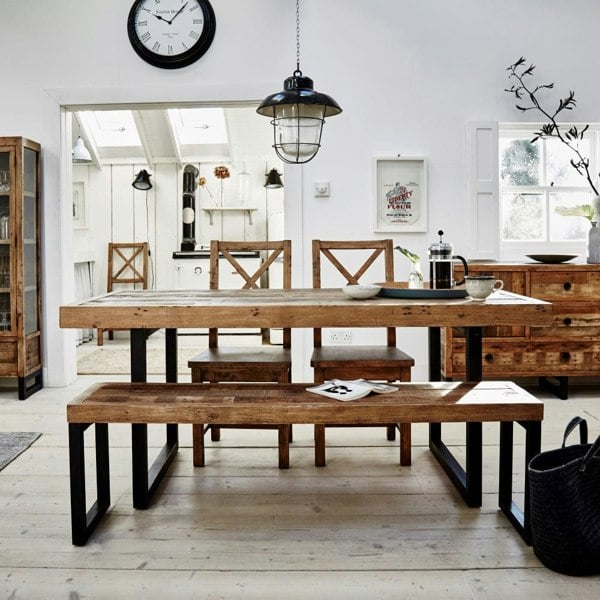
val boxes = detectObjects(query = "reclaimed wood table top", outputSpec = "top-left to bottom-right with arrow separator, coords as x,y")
60,288 -> 552,330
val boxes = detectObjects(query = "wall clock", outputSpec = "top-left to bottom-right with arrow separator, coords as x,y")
127,0 -> 216,69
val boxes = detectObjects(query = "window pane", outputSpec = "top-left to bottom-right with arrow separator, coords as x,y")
546,137 -> 591,187
501,193 -> 544,240
500,138 -> 541,186
549,192 -> 590,241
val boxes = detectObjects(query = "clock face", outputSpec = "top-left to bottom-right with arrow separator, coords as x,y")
127,0 -> 216,69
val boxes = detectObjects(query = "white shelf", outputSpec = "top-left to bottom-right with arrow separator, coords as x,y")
201,207 -> 258,225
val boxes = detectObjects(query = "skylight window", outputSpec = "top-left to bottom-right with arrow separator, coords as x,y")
77,110 -> 141,147
168,108 -> 228,145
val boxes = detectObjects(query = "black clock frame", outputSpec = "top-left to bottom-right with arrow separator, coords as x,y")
127,0 -> 216,69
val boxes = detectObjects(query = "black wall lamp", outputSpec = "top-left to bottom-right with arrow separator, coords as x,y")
264,168 -> 284,189
132,169 -> 152,190
257,0 -> 342,164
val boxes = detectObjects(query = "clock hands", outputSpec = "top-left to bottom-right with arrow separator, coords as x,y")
169,2 -> 188,24
152,2 -> 188,25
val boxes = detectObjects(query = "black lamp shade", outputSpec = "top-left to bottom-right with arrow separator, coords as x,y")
132,169 -> 152,190
257,72 -> 342,164
264,168 -> 284,189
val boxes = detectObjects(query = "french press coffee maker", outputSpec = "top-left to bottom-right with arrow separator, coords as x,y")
428,230 -> 468,289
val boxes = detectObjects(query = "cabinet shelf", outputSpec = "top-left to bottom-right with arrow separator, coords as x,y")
201,207 -> 258,225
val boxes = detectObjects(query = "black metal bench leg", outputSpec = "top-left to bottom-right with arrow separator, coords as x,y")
69,423 -> 110,546
499,420 -> 541,544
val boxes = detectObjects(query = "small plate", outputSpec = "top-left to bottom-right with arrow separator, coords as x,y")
526,254 -> 579,264
342,284 -> 382,299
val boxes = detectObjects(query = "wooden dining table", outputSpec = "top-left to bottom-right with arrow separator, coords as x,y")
60,287 -> 552,518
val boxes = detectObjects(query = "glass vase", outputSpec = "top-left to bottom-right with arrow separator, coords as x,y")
408,262 -> 424,289
588,221 -> 600,264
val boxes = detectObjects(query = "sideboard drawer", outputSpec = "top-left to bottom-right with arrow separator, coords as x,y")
530,271 -> 600,301
446,339 -> 600,377
530,303 -> 600,338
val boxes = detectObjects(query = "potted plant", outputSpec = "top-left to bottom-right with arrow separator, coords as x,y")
505,57 -> 600,262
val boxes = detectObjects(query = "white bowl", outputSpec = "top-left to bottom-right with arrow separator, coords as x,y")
342,284 -> 381,299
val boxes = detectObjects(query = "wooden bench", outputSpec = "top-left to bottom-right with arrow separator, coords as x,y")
67,381 -> 543,546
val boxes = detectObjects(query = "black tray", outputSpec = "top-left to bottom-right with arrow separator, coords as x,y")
378,287 -> 468,299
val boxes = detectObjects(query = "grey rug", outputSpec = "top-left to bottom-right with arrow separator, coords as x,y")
0,432 -> 41,471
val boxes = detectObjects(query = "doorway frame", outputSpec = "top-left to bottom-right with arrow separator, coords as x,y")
42,82 -> 302,387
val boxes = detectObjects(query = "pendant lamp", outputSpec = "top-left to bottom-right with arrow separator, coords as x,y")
132,169 -> 153,190
257,0 -> 342,164
72,137 -> 92,164
264,168 -> 284,189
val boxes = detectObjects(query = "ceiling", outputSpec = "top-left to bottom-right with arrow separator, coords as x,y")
72,104 -> 276,169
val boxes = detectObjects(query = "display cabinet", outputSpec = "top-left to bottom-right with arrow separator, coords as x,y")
0,137 -> 42,399
441,261 -> 600,399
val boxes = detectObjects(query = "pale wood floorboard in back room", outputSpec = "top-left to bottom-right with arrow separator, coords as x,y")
0,338 -> 599,599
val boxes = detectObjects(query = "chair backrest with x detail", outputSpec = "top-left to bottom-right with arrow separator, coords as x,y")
107,242 -> 149,292
208,240 -> 292,348
312,239 -> 396,348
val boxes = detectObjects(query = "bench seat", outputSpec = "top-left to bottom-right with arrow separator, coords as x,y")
67,380 -> 543,546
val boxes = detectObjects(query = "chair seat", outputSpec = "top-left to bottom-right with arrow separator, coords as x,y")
189,346 -> 291,368
311,346 -> 415,368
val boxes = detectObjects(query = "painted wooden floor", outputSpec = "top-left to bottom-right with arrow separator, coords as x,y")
1,373 -> 599,599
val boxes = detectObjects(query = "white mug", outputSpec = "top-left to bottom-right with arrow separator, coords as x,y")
465,275 -> 503,301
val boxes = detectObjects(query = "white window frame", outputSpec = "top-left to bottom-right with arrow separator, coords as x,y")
498,123 -> 600,260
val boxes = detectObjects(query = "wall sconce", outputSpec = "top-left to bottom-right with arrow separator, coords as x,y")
264,168 -> 284,189
132,169 -> 152,190
256,0 -> 342,164
72,137 -> 92,164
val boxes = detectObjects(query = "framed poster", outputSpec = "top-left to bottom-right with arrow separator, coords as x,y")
373,157 -> 427,232
72,181 -> 87,229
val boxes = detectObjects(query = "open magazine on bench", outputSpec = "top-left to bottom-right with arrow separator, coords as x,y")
306,379 -> 398,401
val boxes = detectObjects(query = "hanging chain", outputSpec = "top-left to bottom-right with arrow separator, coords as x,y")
295,0 -> 301,74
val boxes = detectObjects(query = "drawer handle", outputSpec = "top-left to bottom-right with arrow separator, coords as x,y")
563,282 -> 572,291
484,353 -> 494,362
194,266 -> 203,275
561,352 -> 571,362
563,317 -> 572,326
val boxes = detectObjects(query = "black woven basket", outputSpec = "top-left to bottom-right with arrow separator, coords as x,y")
528,417 -> 600,576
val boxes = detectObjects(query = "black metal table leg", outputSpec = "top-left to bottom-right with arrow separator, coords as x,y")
499,419 -> 541,544
69,422 -> 110,545
130,328 -> 179,509
165,328 -> 179,445
429,326 -> 484,507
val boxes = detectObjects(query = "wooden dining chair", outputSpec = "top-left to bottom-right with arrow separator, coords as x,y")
188,240 -> 293,469
97,242 -> 149,346
311,239 -> 415,467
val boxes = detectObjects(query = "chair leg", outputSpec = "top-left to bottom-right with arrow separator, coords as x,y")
210,425 -> 221,441
400,423 -> 412,466
386,424 -> 396,441
315,424 -> 326,467
192,424 -> 205,467
278,425 -> 290,469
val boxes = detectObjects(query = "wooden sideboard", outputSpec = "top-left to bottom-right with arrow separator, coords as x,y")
442,261 -> 600,398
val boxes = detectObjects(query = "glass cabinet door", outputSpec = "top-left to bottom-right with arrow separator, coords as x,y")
0,149 -> 11,332
23,147 -> 39,334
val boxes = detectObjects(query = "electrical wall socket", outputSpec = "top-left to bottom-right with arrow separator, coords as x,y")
330,329 -> 352,344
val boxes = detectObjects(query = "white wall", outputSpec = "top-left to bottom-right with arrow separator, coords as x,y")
1,0 -> 599,385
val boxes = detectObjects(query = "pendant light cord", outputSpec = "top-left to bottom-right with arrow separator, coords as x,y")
295,0 -> 301,75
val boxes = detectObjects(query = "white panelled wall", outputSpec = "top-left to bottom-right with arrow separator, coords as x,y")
1,0 -> 600,386
73,160 -> 283,300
